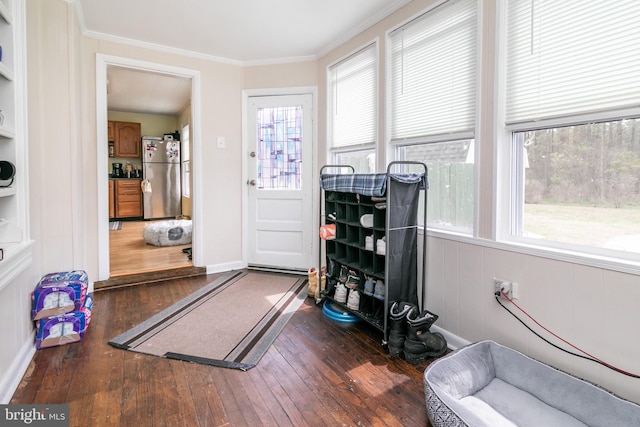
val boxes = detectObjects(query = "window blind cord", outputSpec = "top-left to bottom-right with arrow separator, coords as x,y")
334,68 -> 338,116
401,28 -> 404,96
530,0 -> 535,55
495,291 -> 640,378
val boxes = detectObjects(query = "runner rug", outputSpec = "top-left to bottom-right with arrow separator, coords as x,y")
108,270 -> 307,371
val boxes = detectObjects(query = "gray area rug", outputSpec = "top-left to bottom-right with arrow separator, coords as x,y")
108,270 -> 307,370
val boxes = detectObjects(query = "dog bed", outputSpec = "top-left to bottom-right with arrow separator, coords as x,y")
143,220 -> 192,247
424,340 -> 640,427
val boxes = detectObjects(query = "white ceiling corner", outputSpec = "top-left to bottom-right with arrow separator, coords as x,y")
78,0 -> 410,114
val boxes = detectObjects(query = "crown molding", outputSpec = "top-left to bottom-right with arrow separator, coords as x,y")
69,0 -> 409,66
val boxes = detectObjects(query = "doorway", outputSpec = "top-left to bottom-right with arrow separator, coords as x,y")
96,55 -> 202,282
244,91 -> 316,272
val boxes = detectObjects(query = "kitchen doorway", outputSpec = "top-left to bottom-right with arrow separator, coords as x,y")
96,55 -> 202,282
109,220 -> 192,277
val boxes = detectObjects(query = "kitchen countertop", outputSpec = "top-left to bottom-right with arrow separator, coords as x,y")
109,175 -> 142,180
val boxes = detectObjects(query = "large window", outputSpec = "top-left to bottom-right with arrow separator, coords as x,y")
328,43 -> 377,173
505,0 -> 640,257
389,0 -> 477,232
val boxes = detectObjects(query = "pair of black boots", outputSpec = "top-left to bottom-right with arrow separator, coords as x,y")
388,301 -> 447,364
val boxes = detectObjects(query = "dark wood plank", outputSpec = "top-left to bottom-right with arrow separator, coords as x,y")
11,274 -> 434,427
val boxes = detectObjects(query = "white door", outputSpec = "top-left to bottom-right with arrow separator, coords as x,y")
246,94 -> 314,271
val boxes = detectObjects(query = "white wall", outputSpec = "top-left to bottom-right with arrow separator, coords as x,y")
426,236 -> 640,402
0,0 -> 84,403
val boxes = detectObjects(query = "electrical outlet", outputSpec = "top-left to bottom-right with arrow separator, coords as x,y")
510,282 -> 519,299
493,278 -> 518,299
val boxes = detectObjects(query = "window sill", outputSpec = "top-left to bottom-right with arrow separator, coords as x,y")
424,229 -> 640,276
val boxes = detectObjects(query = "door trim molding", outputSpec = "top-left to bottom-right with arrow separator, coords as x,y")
96,54 -> 202,280
241,87 -> 319,270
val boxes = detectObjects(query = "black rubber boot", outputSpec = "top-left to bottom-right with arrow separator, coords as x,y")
388,301 -> 417,358
403,309 -> 447,364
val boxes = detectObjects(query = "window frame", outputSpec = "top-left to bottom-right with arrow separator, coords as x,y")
326,39 -> 379,171
386,0 -> 479,234
496,0 -> 640,264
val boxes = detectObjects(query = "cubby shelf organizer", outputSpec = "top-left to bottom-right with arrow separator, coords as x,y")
318,161 -> 428,345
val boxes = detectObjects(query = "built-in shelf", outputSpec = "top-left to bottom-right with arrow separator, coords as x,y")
0,1 -> 11,25
0,241 -> 33,293
0,126 -> 15,139
0,186 -> 15,197
0,0 -> 31,286
0,62 -> 14,81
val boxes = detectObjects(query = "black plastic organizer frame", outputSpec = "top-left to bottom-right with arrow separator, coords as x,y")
318,161 -> 428,345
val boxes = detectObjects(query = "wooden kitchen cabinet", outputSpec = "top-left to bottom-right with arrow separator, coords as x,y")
115,179 -> 142,218
112,121 -> 141,158
108,180 -> 115,219
108,120 -> 115,142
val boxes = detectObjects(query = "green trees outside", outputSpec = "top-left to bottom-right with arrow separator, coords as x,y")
524,119 -> 640,208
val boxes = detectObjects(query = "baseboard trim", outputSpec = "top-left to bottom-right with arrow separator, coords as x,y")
206,261 -> 244,275
431,325 -> 471,352
0,331 -> 36,404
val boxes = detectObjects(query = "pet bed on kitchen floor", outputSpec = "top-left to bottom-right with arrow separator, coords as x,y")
143,220 -> 192,247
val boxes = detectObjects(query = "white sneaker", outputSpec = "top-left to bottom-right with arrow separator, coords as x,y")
347,289 -> 360,311
376,236 -> 386,255
334,283 -> 348,303
365,235 -> 374,251
360,214 -> 373,228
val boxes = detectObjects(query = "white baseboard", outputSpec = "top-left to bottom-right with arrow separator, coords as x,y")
206,261 -> 244,275
0,332 -> 36,404
431,325 -> 470,352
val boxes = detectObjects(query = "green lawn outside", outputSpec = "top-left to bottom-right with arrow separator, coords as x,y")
524,204 -> 640,249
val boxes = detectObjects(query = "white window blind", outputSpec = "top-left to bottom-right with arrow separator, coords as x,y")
389,0 -> 477,141
506,0 -> 640,125
329,44 -> 377,148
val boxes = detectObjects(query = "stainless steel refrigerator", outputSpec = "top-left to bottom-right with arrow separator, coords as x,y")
142,136 -> 181,219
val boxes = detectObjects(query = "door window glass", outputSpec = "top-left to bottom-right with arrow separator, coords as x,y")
256,106 -> 303,190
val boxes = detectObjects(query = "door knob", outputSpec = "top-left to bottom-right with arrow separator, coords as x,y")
249,151 -> 256,158
248,179 -> 256,186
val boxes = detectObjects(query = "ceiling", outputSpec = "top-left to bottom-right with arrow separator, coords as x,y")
78,0 -> 408,64
79,0 -> 409,115
106,66 -> 193,115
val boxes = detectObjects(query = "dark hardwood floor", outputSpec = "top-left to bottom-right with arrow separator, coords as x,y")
12,273 -> 436,426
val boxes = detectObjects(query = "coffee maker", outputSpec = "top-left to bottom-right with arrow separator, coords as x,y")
112,162 -> 124,178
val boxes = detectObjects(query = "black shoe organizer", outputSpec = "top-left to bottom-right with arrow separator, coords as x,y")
318,162 -> 428,345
